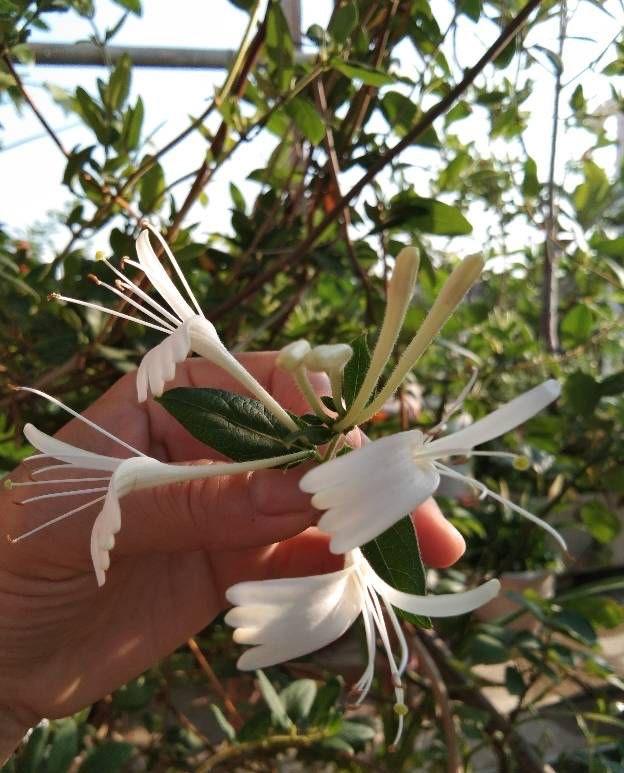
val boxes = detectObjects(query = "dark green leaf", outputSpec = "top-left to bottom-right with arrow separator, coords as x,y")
308,677 -> 342,726
107,53 -> 131,111
570,83 -> 586,112
111,0 -> 141,14
237,710 -> 272,742
343,334 -> 372,411
522,157 -> 539,197
362,516 -> 431,627
230,182 -> 246,212
139,160 -> 165,212
373,194 -> 472,236
78,742 -> 133,773
47,720 -> 78,773
504,666 -> 525,696
286,97 -> 325,145
337,719 -> 375,747
157,388 -> 318,462
549,610 -> 597,645
600,371 -> 624,396
591,235 -> 624,258
75,87 -> 109,144
332,60 -> 394,87
121,96 -> 143,150
16,724 -> 49,773
564,371 -> 601,417
328,2 -> 358,43
279,679 -> 317,722
112,675 -> 156,710
458,0 -> 483,21
256,670 -> 293,730
466,632 -> 508,664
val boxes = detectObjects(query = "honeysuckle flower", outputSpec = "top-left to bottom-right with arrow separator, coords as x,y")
51,224 -> 296,431
336,253 -> 484,431
7,388 -> 308,586
225,548 -> 501,744
304,343 -> 353,412
301,380 -> 567,555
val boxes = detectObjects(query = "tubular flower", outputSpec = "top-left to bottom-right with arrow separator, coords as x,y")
225,548 -> 500,744
7,388 -> 308,586
52,225 -> 296,430
301,380 -> 567,555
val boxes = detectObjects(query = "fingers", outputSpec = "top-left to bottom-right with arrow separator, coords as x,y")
114,464 -> 319,558
412,497 -> 465,568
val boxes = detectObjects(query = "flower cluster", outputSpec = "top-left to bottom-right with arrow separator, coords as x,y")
7,227 -> 567,742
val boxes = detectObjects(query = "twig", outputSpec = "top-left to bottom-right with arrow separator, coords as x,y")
187,637 -> 243,731
2,53 -> 70,159
410,630 -> 462,773
418,629 -> 556,773
196,728 -> 332,772
314,79 -> 377,324
210,0 -> 545,320
540,3 -> 567,353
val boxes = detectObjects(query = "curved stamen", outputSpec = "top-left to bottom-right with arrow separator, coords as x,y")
20,486 -> 108,504
382,598 -> 409,677
50,293 -> 172,335
142,222 -> 204,316
16,387 -> 146,458
435,461 -> 568,553
102,258 -> 183,327
7,476 -> 111,487
89,275 -> 176,332
9,495 -> 105,543
30,463 -> 107,476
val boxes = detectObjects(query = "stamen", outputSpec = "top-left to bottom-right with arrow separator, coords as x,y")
30,463 -> 106,476
8,495 -> 105,543
434,461 -> 568,554
429,366 -> 479,435
50,293 -> 173,334
20,486 -> 108,504
103,258 -> 183,326
88,275 -> 176,332
8,476 -> 111,487
142,222 -> 204,316
16,387 -> 147,458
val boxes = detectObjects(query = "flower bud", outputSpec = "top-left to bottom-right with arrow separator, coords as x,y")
304,344 -> 353,373
276,340 -> 311,372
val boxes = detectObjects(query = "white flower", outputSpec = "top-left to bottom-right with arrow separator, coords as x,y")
8,388 -> 308,586
52,224 -> 296,431
225,548 -> 500,744
301,380 -> 567,555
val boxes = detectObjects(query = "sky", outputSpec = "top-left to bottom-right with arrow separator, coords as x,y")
0,0 -> 622,262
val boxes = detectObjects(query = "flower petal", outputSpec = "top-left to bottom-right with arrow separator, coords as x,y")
135,230 -> 195,322
135,321 -> 192,401
427,380 -> 561,455
225,569 -> 362,670
24,424 -> 121,472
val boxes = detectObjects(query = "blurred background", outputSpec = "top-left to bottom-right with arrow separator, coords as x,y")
1,1 -> 624,770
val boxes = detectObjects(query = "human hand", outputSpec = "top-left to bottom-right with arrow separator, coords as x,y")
0,352 -> 465,758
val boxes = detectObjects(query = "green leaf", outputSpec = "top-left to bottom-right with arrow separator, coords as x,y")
210,705 -> 236,741
279,679 -> 317,722
107,53 -> 131,111
139,160 -> 165,212
564,371 -> 601,416
157,388 -> 320,462
373,194 -> 472,236
79,742 -> 134,773
362,516 -> 431,627
266,2 -> 294,87
111,0 -> 141,14
591,235 -> 624,258
237,710 -> 272,742
286,97 -> 325,145
256,670 -> 293,730
230,182 -> 246,212
120,96 -> 143,151
573,160 -> 610,227
600,370 -> 624,396
522,157 -> 539,197
75,87 -> 109,144
458,0 -> 483,21
561,304 -> 593,343
342,334 -> 372,411
328,2 -> 358,43
505,666 -> 525,696
16,724 -> 49,773
332,60 -> 394,87
549,610 -> 597,645
466,632 -> 508,664
0,0 -> 18,14
580,500 -> 620,544
570,83 -> 586,112
47,719 -> 78,773
112,675 -> 156,710
337,719 -> 375,747
566,597 -> 624,630
308,677 -> 342,726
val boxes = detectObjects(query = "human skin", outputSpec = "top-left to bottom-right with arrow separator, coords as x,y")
0,352 -> 465,761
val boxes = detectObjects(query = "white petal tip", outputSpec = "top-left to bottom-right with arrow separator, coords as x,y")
543,379 -> 561,399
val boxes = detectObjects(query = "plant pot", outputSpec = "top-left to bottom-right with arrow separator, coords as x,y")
475,569 -> 556,632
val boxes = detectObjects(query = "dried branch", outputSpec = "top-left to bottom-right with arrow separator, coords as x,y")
187,637 -> 243,731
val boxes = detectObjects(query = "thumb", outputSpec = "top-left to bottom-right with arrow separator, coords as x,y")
114,463 -> 319,558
